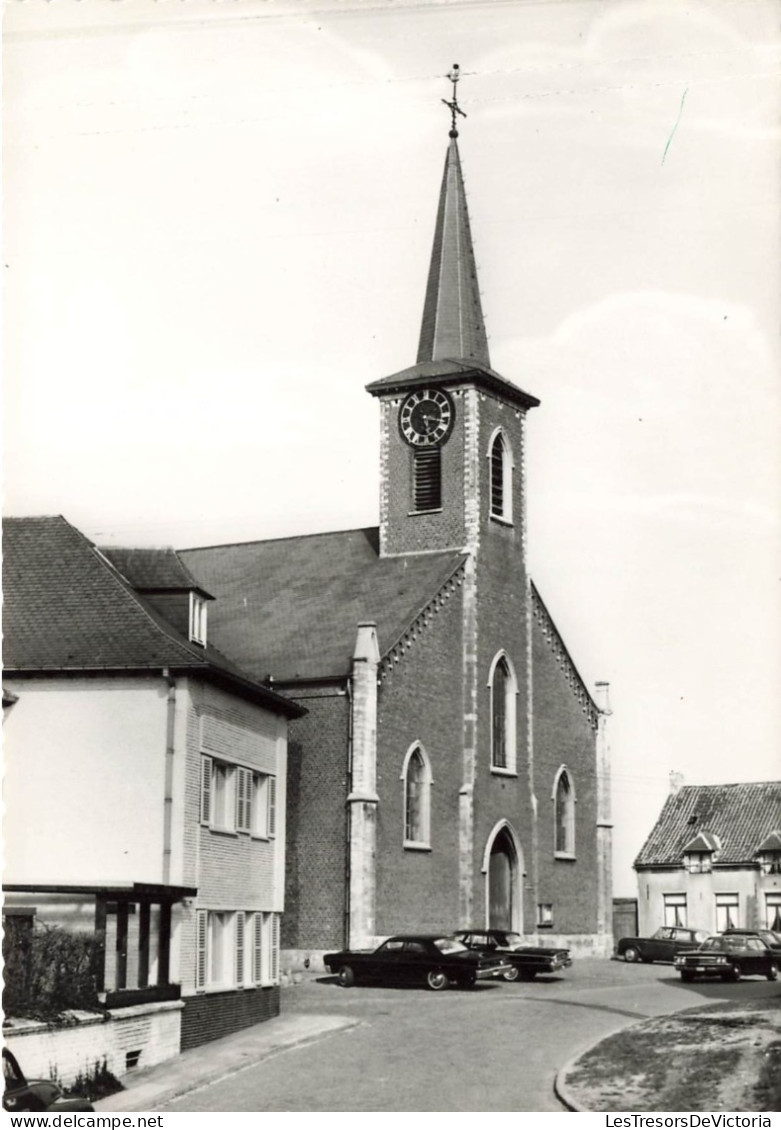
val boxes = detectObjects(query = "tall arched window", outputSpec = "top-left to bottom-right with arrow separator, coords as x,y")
489,653 -> 517,774
401,744 -> 432,848
553,768 -> 576,856
489,430 -> 512,522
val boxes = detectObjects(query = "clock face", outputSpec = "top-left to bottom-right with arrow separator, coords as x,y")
399,388 -> 455,447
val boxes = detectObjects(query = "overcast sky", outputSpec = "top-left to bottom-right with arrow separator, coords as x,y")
4,0 -> 780,897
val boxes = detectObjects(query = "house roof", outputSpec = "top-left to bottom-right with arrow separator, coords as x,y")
634,782 -> 781,868
2,516 -> 303,716
101,547 -> 213,598
180,527 -> 466,682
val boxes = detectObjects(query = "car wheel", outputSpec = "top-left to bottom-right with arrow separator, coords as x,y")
623,946 -> 641,963
426,969 -> 450,991
336,964 -> 355,988
503,966 -> 520,982
766,963 -> 779,982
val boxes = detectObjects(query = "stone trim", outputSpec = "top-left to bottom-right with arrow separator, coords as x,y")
378,562 -> 467,681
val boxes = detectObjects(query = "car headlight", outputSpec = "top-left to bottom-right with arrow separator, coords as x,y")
715,956 -> 727,964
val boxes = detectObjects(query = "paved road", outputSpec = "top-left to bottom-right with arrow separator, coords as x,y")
164,960 -> 780,1111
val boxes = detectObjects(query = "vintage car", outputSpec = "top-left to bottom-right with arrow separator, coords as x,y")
3,1048 -> 94,1112
323,934 -> 513,990
674,933 -> 780,982
453,928 -> 572,980
616,926 -> 709,964
721,928 -> 781,954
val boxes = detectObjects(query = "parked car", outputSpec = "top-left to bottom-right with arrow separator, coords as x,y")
3,1048 -> 94,1112
721,928 -> 781,954
616,926 -> 709,964
674,933 -> 780,982
453,928 -> 572,981
323,934 -> 513,990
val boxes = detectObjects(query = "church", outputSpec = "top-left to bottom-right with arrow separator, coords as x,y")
181,75 -> 613,963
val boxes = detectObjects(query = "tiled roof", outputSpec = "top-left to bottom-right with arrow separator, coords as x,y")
180,528 -> 466,682
634,782 -> 781,867
2,516 -> 302,716
102,547 -> 212,597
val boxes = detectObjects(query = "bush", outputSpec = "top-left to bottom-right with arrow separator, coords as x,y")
3,924 -> 103,1022
64,1060 -> 124,1102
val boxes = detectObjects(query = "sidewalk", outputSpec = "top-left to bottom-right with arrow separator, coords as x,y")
94,1011 -> 360,1112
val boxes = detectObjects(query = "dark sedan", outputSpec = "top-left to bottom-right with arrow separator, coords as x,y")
721,928 -> 781,954
454,929 -> 572,981
674,933 -> 780,982
616,926 -> 709,964
323,934 -> 512,990
3,1049 -> 94,1113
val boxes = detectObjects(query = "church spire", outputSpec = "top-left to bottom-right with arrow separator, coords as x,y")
417,66 -> 490,368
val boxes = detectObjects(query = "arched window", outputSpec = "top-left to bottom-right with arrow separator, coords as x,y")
553,768 -> 576,856
401,744 -> 432,848
489,430 -> 512,522
489,653 -> 517,774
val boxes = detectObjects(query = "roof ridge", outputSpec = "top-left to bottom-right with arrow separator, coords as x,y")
181,525 -> 380,553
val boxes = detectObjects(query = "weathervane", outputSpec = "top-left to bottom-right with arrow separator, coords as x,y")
442,63 -> 467,138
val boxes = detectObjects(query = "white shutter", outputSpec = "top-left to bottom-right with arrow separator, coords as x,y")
235,911 -> 246,986
195,910 -> 208,990
200,756 -> 213,825
268,776 -> 277,838
236,768 -> 250,832
252,912 -> 263,984
270,913 -> 280,983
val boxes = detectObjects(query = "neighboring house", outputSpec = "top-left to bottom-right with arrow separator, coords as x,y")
633,778 -> 781,937
3,516 -> 303,1078
181,126 -> 614,961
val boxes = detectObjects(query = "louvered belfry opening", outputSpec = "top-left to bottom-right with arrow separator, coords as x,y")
413,447 -> 442,511
490,435 -> 504,516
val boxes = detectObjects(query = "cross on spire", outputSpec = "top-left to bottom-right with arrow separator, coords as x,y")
441,63 -> 467,138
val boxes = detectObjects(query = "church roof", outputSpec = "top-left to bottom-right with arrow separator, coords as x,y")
634,781 -> 781,868
101,546 -> 213,598
2,515 -> 302,716
417,137 -> 489,367
180,528 -> 466,683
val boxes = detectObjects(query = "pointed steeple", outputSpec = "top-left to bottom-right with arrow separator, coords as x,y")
416,136 -> 490,367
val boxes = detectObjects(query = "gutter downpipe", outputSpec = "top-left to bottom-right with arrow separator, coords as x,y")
162,668 -> 176,886
345,679 -> 353,949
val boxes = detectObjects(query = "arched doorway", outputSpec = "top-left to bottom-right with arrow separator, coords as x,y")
484,824 -> 521,931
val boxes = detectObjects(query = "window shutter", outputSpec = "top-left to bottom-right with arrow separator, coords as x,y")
235,911 -> 245,986
490,436 -> 504,516
413,448 -> 441,511
236,768 -> 250,832
200,757 -> 213,825
270,913 -> 280,983
268,776 -> 277,838
195,910 -> 207,990
252,912 -> 263,984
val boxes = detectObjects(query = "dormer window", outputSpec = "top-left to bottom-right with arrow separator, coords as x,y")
681,830 -> 720,874
190,593 -> 207,646
755,831 -> 781,875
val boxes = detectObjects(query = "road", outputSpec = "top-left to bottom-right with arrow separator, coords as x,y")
163,960 -> 780,1111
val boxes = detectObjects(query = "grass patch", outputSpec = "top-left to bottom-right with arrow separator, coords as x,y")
563,999 -> 781,1112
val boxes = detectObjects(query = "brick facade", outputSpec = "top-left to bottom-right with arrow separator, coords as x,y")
180,986 -> 280,1051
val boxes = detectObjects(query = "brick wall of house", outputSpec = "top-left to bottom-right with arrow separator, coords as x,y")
282,688 -> 349,951
374,580 -> 465,935
4,1002 -> 182,1088
532,608 -> 601,934
180,987 -> 280,1051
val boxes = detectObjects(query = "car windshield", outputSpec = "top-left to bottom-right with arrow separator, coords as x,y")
495,932 -> 523,946
433,938 -> 469,955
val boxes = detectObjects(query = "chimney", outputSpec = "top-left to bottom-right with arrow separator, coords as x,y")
669,771 -> 685,795
594,681 -> 611,713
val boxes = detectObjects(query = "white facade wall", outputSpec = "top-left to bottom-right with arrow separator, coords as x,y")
638,867 -> 781,936
3,676 -> 169,886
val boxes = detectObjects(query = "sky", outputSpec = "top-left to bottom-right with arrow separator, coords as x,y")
4,0 -> 780,898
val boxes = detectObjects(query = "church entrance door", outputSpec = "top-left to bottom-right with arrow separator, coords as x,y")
488,829 -> 515,930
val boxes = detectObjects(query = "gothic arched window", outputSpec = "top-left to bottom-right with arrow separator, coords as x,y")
401,744 -> 432,848
489,653 -> 517,774
489,431 -> 512,522
553,768 -> 576,856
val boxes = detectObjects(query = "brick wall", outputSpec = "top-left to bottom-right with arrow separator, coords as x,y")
374,583 -> 464,934
180,987 -> 280,1051
4,1002 -> 182,1088
532,608 -> 601,934
282,689 -> 349,950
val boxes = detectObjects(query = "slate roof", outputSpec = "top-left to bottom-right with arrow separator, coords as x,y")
180,527 -> 466,683
102,547 -> 213,597
2,516 -> 302,716
634,782 -> 781,868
